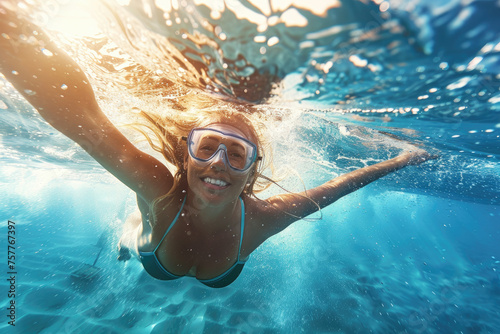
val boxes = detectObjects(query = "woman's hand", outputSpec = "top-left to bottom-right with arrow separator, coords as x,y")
401,148 -> 440,166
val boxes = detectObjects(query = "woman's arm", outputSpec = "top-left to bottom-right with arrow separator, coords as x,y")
0,6 -> 173,203
256,149 -> 436,238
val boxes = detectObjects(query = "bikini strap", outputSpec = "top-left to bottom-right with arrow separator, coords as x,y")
153,195 -> 187,252
237,197 -> 245,261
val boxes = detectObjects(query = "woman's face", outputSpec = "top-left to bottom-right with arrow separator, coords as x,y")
185,123 -> 257,206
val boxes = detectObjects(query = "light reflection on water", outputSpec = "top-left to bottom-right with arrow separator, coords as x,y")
1,0 -> 499,198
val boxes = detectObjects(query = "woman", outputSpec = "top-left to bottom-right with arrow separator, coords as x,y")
0,6 -> 435,288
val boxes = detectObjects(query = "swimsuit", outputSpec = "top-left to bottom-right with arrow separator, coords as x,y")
138,196 -> 247,288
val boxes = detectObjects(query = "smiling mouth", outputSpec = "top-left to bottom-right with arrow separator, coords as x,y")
202,177 -> 230,188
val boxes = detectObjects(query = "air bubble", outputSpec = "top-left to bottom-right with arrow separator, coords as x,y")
61,84 -> 68,90
41,48 -> 53,57
267,36 -> 279,47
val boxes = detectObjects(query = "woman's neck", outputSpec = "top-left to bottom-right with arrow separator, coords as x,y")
185,193 -> 241,231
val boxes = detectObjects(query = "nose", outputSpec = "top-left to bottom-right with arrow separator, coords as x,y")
209,149 -> 228,171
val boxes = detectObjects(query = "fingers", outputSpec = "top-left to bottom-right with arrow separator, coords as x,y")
406,148 -> 439,165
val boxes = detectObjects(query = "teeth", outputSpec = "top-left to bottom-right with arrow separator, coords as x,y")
203,177 -> 228,187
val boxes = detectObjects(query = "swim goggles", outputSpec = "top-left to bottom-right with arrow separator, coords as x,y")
183,128 -> 261,173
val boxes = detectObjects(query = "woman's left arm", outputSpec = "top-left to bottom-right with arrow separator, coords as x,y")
256,149 -> 437,237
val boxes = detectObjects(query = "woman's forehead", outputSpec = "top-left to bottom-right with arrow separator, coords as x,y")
204,123 -> 250,140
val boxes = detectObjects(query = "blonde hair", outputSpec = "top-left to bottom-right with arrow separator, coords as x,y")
131,92 -> 274,220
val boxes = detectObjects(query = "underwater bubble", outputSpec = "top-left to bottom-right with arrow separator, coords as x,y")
349,55 -> 367,67
267,36 -> 279,47
447,77 -> 472,90
41,48 -> 54,57
488,95 -> 500,104
24,89 -> 36,96
210,10 -> 221,20
60,84 -> 68,90
254,36 -> 266,43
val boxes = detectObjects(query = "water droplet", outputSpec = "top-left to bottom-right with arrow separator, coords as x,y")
41,48 -> 53,57
60,84 -> 68,90
254,35 -> 266,43
210,10 -> 221,20
267,36 -> 279,47
439,62 -> 449,70
24,89 -> 36,96
259,47 -> 266,55
11,70 -> 18,75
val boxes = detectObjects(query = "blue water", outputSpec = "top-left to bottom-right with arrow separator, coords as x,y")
1,0 -> 499,333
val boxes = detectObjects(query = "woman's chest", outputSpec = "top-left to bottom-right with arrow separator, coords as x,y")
150,218 -> 244,277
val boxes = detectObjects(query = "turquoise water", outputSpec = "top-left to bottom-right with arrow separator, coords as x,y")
1,0 -> 499,333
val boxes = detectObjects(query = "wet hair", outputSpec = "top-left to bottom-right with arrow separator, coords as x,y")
130,91 -> 274,220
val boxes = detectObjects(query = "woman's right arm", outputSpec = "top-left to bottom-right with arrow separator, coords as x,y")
0,5 -> 173,203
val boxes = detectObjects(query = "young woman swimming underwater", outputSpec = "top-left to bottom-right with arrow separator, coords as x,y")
0,5 -> 436,288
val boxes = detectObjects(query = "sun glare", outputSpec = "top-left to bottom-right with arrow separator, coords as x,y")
45,0 -> 101,37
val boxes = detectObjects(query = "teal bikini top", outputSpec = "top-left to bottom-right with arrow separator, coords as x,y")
138,196 -> 247,288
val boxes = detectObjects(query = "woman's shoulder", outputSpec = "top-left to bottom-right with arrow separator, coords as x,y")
139,189 -> 186,227
242,195 -> 281,217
